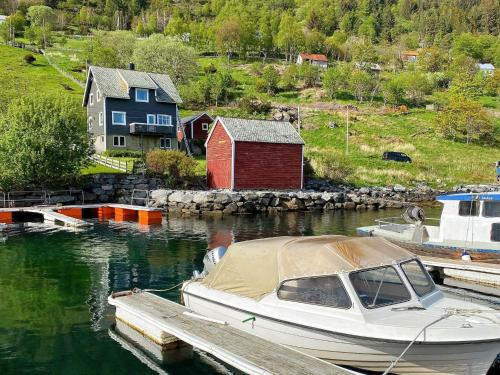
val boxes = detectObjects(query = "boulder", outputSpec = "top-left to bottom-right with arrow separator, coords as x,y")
168,191 -> 194,204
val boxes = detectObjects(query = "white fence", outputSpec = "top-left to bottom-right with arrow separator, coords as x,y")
90,154 -> 130,173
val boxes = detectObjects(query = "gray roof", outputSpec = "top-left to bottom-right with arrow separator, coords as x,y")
181,112 -> 213,125
218,117 -> 304,145
476,63 -> 495,70
83,65 -> 182,105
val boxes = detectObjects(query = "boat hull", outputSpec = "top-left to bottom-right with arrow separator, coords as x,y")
356,228 -> 500,263
183,290 -> 499,375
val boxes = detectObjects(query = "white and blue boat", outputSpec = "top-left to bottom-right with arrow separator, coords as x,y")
357,192 -> 500,262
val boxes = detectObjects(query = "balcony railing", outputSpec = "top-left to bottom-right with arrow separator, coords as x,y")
129,123 -> 176,136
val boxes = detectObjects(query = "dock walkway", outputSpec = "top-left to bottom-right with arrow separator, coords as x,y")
109,291 -> 355,375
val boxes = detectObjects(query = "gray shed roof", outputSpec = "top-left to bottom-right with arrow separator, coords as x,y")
83,65 -> 182,105
181,112 -> 213,125
217,117 -> 304,145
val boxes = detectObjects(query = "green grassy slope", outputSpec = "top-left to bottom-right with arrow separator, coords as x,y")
0,45 -> 83,110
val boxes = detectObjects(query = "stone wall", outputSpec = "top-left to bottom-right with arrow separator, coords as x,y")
148,185 -> 439,216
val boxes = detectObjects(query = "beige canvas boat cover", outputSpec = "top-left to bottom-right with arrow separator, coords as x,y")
201,235 -> 415,300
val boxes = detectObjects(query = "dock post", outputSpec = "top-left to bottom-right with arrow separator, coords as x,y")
57,208 -> 82,219
138,210 -> 163,225
115,208 -> 138,222
98,206 -> 114,221
0,212 -> 13,224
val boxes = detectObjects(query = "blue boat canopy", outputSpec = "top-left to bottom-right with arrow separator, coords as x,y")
437,193 -> 500,202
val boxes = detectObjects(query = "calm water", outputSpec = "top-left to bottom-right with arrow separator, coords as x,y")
0,208 -> 497,374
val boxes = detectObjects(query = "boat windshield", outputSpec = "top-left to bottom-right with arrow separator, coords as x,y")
349,266 -> 411,309
277,275 -> 352,309
400,259 -> 435,297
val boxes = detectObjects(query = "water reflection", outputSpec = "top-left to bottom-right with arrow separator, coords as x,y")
4,207 -> 497,375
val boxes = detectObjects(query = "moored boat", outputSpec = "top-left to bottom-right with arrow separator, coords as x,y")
357,192 -> 500,262
182,235 -> 500,375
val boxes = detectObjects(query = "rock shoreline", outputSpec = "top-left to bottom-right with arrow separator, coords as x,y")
3,174 -> 498,215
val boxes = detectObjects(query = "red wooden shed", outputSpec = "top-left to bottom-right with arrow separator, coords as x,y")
205,117 -> 305,190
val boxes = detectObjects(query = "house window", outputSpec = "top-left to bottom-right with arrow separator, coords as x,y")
89,94 -> 94,106
113,136 -> 126,147
202,122 -> 209,131
97,90 -> 101,101
157,114 -> 172,126
88,117 -> 93,131
112,111 -> 126,125
98,112 -> 103,127
135,88 -> 149,102
147,114 -> 156,125
160,138 -> 171,149
100,135 -> 104,143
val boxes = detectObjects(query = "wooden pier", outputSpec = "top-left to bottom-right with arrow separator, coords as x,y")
108,291 -> 357,375
421,256 -> 500,286
0,204 -> 164,228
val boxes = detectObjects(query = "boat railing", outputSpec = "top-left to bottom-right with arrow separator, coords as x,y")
375,217 -> 441,233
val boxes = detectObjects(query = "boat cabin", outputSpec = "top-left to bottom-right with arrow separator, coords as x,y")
437,193 -> 500,244
199,236 -> 440,311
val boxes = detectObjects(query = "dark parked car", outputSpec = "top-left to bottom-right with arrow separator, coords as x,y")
382,151 -> 412,163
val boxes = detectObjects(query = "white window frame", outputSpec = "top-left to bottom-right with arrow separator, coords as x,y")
135,88 -> 149,103
100,135 -> 104,143
160,137 -> 171,150
88,117 -> 93,131
89,94 -> 94,106
97,89 -> 101,101
98,112 -> 103,127
157,114 -> 172,126
113,135 -> 126,147
147,114 -> 156,125
112,111 -> 126,125
202,122 -> 209,131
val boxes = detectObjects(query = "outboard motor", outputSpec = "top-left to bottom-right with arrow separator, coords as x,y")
203,246 -> 227,274
193,246 -> 227,278
402,206 -> 425,225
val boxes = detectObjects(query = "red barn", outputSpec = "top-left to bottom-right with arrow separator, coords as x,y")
178,112 -> 213,141
205,117 -> 305,190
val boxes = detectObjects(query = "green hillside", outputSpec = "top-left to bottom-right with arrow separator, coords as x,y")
0,45 -> 83,110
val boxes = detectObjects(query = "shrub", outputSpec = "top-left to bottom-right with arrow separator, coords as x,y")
103,150 -> 142,158
237,96 -> 271,114
24,53 -> 36,64
256,65 -> 280,95
310,154 -> 353,183
204,63 -> 217,74
146,149 -> 197,188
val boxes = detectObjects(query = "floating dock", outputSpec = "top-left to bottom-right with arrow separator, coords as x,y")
0,204 -> 163,228
108,291 -> 357,375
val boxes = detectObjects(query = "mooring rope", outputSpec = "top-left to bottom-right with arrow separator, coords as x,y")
140,281 -> 185,293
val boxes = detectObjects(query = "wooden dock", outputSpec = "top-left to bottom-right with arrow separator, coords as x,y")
108,291 -> 357,375
421,256 -> 500,286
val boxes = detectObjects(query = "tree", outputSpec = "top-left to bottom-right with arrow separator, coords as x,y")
381,73 -> 406,105
211,70 -> 235,106
299,63 -> 320,88
214,18 -> 241,60
349,69 -> 375,103
0,95 -> 93,189
132,34 -> 198,84
26,5 -> 56,48
276,12 -> 304,63
401,71 -> 433,106
323,65 -> 351,99
257,65 -> 280,95
418,47 -> 447,72
86,30 -> 137,68
436,95 -> 495,144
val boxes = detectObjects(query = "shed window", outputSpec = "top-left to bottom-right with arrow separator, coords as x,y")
277,275 -> 351,309
483,202 -> 500,218
97,90 -> 101,101
400,259 -> 435,297
113,136 -> 125,147
98,112 -> 103,127
157,114 -> 172,126
135,88 -> 149,102
160,138 -> 171,149
492,224 -> 500,242
89,94 -> 94,106
350,266 -> 411,309
202,122 -> 209,131
88,117 -> 93,131
112,111 -> 126,125
458,201 -> 479,216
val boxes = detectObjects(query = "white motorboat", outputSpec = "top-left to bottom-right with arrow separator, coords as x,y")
182,235 -> 500,375
357,193 -> 500,262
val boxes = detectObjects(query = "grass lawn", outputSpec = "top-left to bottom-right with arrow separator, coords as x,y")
81,162 -> 125,175
0,45 -> 83,110
194,155 -> 206,176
